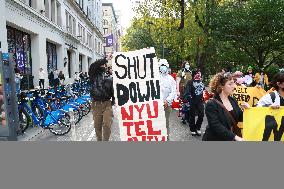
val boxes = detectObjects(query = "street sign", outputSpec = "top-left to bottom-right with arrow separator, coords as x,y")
106,34 -> 113,47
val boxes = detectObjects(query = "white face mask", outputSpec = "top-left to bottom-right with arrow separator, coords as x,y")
160,66 -> 168,74
185,65 -> 190,70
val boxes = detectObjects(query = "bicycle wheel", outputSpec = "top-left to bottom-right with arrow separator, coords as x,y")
74,109 -> 82,124
18,108 -> 31,133
33,104 -> 44,125
48,114 -> 71,135
81,103 -> 91,116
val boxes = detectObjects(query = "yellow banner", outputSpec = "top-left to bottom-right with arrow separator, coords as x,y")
233,86 -> 266,107
243,107 -> 284,141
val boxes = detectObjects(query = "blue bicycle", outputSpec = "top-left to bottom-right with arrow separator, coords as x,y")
18,90 -> 71,135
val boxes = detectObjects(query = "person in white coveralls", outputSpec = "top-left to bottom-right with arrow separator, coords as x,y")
159,59 -> 177,141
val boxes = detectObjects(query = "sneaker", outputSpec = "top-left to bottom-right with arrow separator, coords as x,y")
191,131 -> 197,136
196,130 -> 202,136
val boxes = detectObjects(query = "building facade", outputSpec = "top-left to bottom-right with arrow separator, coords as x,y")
102,3 -> 121,56
0,0 -> 104,89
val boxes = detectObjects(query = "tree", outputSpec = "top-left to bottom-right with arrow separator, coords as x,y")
211,0 -> 284,71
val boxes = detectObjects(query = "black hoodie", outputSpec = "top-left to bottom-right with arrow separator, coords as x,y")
89,58 -> 114,102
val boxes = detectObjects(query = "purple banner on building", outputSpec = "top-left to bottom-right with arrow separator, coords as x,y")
16,50 -> 25,73
106,34 -> 113,47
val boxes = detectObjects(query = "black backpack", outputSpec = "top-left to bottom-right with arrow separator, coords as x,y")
90,73 -> 113,101
270,92 -> 276,103
270,92 -> 284,106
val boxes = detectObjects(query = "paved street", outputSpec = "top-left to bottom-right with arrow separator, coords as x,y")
18,107 -> 208,141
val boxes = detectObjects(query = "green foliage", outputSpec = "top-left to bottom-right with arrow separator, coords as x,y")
211,0 -> 284,71
122,0 -> 284,75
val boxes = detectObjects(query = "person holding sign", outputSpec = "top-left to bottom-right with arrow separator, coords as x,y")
257,72 -> 284,108
159,59 -> 177,141
202,72 -> 250,141
89,53 -> 114,141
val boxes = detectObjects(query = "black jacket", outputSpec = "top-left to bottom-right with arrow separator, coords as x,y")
89,58 -> 114,102
202,95 -> 243,141
184,79 -> 205,104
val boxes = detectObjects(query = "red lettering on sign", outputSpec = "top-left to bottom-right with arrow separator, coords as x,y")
123,122 -> 134,136
146,101 -> 158,118
121,106 -> 133,120
134,104 -> 145,119
147,120 -> 161,135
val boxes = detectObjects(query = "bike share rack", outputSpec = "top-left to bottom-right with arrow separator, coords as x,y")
0,52 -> 20,141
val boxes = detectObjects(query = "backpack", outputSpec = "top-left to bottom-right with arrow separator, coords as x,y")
269,92 -> 276,103
270,91 -> 284,106
91,73 -> 113,100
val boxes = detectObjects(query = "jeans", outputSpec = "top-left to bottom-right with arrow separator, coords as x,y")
188,102 -> 204,132
92,100 -> 113,141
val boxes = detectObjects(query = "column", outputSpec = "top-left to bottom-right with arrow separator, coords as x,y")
31,35 -> 47,87
56,44 -> 64,73
72,50 -> 78,79
51,0 -> 57,23
0,0 -> 8,52
82,55 -> 88,73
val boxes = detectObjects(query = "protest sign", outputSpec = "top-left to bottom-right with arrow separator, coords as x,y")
243,107 -> 284,141
233,86 -> 266,107
113,48 -> 167,141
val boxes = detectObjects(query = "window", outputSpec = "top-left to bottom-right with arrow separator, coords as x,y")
95,38 -> 97,52
79,54 -> 83,73
82,28 -> 85,44
7,26 -> 32,75
7,26 -> 33,90
66,11 -> 76,35
78,24 -> 82,41
57,2 -> 62,26
98,42 -> 101,54
87,33 -> 92,48
25,0 -> 36,8
103,28 -> 108,35
51,0 -> 56,22
87,7 -> 91,19
78,24 -> 85,44
73,18 -> 76,35
46,41 -> 57,74
79,0 -> 84,9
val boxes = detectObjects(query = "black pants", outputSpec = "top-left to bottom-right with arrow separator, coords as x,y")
188,102 -> 204,132
39,79 -> 45,89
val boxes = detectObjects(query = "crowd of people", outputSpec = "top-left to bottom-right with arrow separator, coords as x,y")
5,52 -> 283,141
88,53 -> 284,141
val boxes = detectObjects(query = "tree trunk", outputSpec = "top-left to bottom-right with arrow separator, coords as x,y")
178,0 -> 185,30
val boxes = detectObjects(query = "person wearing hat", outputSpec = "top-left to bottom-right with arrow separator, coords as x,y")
184,70 -> 205,136
89,53 -> 114,141
159,59 -> 177,141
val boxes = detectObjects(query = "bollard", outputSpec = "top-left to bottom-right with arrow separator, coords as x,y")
69,108 -> 76,141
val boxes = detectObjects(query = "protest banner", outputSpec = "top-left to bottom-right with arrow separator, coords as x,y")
233,86 -> 266,107
243,107 -> 284,141
113,48 -> 167,141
